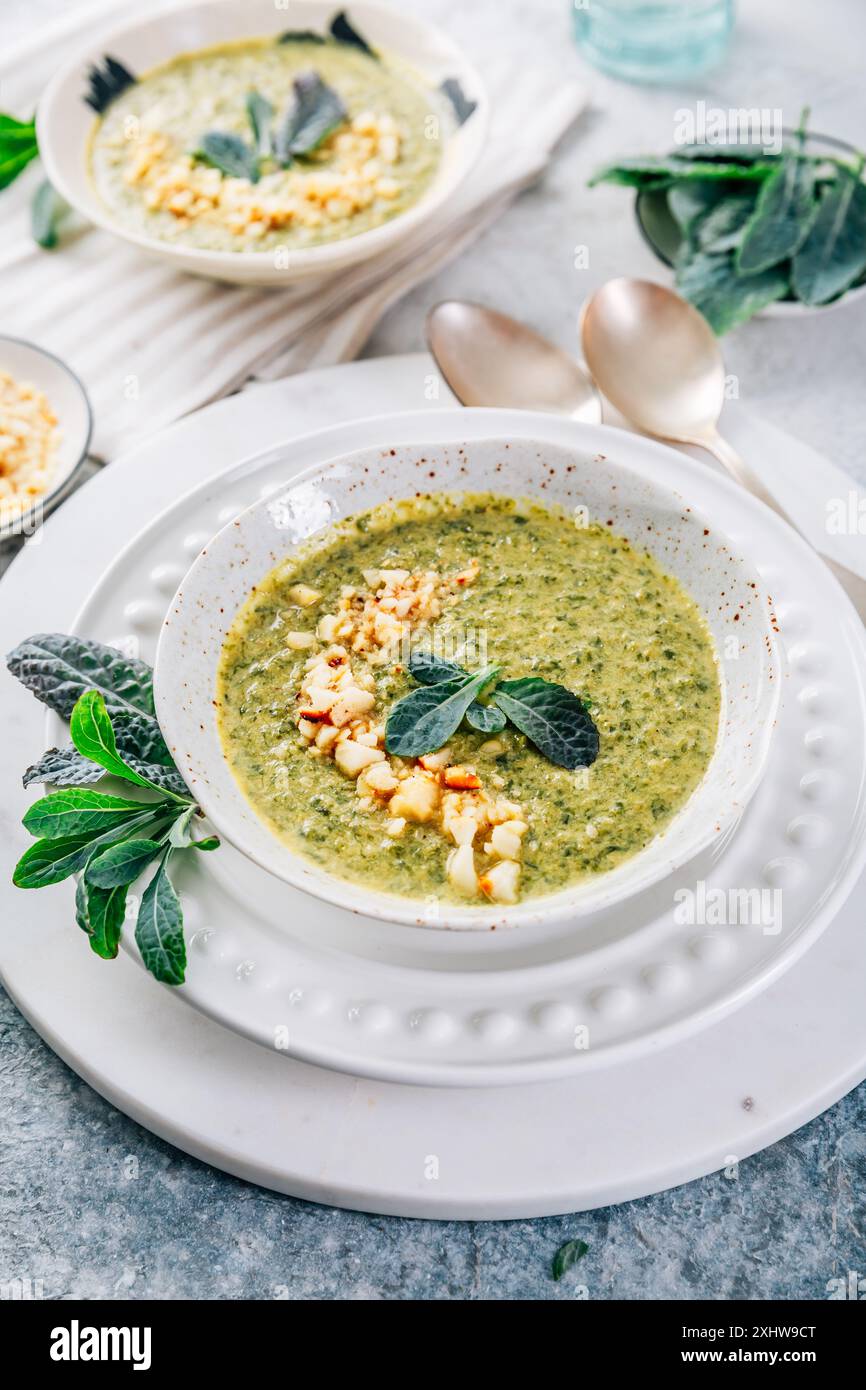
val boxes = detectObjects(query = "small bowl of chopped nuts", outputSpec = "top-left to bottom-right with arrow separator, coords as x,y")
0,336 -> 93,543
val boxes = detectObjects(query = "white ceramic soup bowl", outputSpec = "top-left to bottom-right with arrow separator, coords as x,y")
154,411 -> 782,930
37,0 -> 488,286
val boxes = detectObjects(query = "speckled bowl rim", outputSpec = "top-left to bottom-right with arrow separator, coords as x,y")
154,410 -> 782,930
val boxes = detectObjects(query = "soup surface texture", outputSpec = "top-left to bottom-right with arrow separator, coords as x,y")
89,36 -> 444,252
217,494 -> 721,906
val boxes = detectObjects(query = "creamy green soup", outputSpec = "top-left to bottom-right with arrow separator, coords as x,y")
89,36 -> 444,253
217,494 -> 721,905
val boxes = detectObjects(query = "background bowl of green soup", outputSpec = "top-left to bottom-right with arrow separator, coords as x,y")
153,409 -> 782,930
37,0 -> 488,285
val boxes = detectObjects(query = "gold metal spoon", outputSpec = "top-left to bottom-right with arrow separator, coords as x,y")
426,300 -> 602,423
581,277 -> 866,618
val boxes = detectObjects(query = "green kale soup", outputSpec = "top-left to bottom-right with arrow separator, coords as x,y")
217,494 -> 721,906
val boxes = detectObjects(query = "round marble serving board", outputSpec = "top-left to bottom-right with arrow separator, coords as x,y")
1,354 -> 865,1216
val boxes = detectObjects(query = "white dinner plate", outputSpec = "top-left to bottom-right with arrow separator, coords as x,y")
50,408 -> 866,1087
2,355 -> 866,1215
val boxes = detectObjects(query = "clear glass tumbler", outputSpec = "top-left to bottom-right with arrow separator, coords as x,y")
572,0 -> 735,83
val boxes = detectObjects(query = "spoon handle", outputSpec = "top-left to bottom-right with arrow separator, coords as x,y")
698,429 -> 866,622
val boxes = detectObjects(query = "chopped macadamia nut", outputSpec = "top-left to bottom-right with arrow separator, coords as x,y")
443,765 -> 481,790
448,815 -> 479,847
302,685 -> 338,713
488,823 -> 523,861
0,370 -> 61,519
418,749 -> 451,772
329,688 -> 375,727
280,551 -> 529,901
314,561 -> 478,662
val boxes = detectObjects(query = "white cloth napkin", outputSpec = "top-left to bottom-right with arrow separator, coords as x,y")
0,0 -> 587,459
